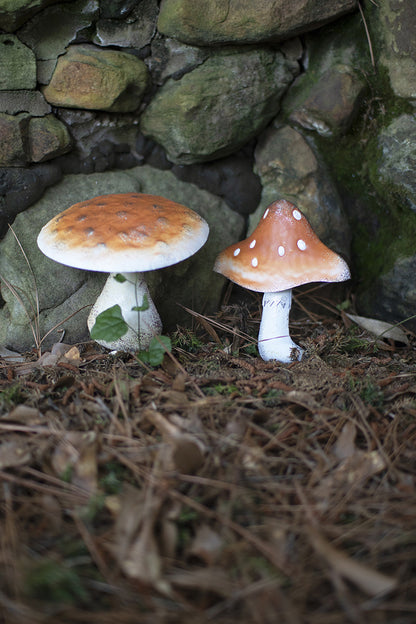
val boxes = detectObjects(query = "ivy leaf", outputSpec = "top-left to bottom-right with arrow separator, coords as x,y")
132,294 -> 149,312
113,274 -> 127,283
138,335 -> 172,367
90,305 -> 128,341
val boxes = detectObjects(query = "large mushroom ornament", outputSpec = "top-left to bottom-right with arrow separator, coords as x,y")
214,199 -> 350,363
37,193 -> 209,352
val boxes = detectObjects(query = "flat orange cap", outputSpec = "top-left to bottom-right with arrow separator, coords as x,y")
214,199 -> 350,292
37,193 -> 209,272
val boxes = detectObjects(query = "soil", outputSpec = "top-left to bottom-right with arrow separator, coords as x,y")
0,287 -> 415,624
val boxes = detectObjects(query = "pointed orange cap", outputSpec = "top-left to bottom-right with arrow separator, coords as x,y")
214,199 -> 350,292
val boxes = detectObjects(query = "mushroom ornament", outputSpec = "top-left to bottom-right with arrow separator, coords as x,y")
214,199 -> 350,363
37,193 -> 209,352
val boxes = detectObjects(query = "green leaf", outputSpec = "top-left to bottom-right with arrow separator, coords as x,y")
132,293 -> 149,312
113,274 -> 127,283
138,335 -> 172,367
90,305 -> 128,341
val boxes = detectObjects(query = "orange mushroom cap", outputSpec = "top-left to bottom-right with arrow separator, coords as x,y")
214,199 -> 350,292
37,193 -> 209,273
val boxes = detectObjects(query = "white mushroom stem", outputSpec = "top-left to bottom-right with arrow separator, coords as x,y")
257,289 -> 304,363
87,272 -> 162,352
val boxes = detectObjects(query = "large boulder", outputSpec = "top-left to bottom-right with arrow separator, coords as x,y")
0,167 -> 244,351
157,0 -> 357,45
140,47 -> 299,164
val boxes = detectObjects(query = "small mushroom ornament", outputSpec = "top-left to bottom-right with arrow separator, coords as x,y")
37,193 -> 209,352
214,199 -> 350,363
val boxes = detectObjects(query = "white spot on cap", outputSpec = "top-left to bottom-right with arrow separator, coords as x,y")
263,208 -> 269,219
278,245 -> 285,256
251,257 -> 258,267
249,239 -> 256,249
234,247 -> 241,256
293,209 -> 302,221
297,239 -> 306,251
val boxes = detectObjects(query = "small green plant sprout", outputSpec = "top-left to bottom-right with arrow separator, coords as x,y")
90,291 -> 172,366
37,192 -> 209,352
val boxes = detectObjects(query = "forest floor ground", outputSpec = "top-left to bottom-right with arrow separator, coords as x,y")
0,286 -> 415,624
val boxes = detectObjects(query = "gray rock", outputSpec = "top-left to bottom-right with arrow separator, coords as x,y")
0,91 -> 52,116
373,114 -> 416,212
148,36 -> 209,85
157,0 -> 358,46
0,34 -> 36,90
18,0 -> 100,84
141,47 -> 299,164
54,109 -> 140,170
366,0 -> 416,101
94,0 -> 158,49
0,164 -> 62,233
359,255 -> 416,332
0,113 -> 28,166
99,0 -> 138,19
0,0 -> 60,32
28,114 -> 72,162
0,167 -> 244,351
281,14 -> 367,136
0,110 -> 71,165
250,124 -> 350,258
171,151 -> 262,217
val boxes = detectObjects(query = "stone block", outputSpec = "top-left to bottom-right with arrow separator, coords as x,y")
42,44 -> 149,112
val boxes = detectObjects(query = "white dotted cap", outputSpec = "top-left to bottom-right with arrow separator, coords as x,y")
214,199 -> 350,292
37,193 -> 209,273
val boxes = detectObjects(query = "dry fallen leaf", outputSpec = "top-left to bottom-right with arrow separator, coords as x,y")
51,431 -> 98,494
110,483 -> 171,595
144,408 -> 206,474
346,313 -> 409,345
333,421 -> 357,461
189,524 -> 223,565
313,421 -> 387,510
0,346 -> 25,362
5,405 -> 43,425
0,439 -> 33,469
308,528 -> 398,597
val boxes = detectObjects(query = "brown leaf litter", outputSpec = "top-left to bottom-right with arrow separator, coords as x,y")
0,290 -> 416,623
